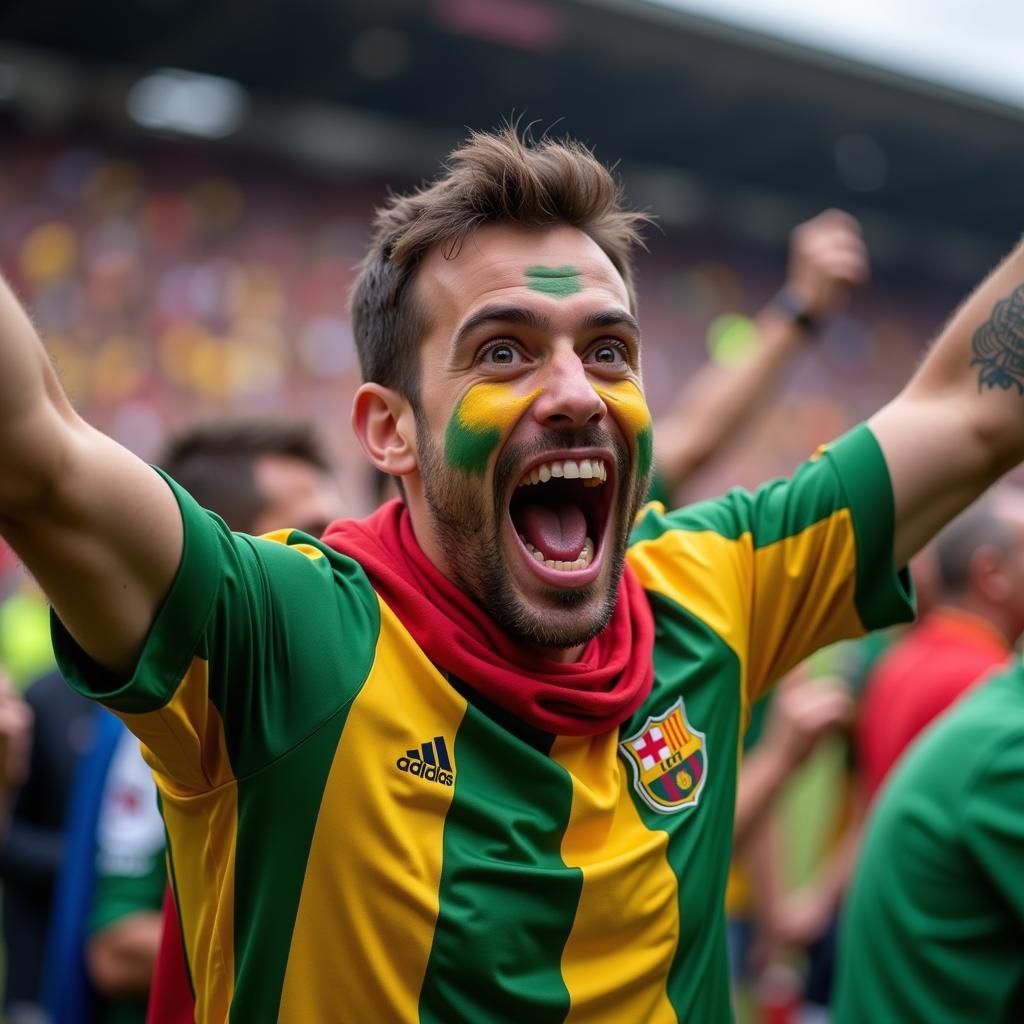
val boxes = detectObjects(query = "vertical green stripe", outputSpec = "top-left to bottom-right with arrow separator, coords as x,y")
418,701 -> 580,1024
825,426 -> 916,630
228,705 -> 353,1023
623,593 -> 742,1023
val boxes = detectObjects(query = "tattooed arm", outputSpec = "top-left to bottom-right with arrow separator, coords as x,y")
871,245 -> 1024,564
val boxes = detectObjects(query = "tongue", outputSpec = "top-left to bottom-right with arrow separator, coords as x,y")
518,502 -> 588,562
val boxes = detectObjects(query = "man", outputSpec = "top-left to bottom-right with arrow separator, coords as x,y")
0,125 -> 1020,1020
858,488 -> 1024,802
833,659 -> 1024,1022
78,418 -> 343,1024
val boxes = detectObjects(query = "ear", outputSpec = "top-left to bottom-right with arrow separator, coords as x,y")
970,545 -> 1008,604
351,383 -> 418,478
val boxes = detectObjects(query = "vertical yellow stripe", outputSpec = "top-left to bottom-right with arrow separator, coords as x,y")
551,731 -> 679,1023
277,601 -> 468,1023
747,510 -> 861,699
159,781 -> 237,1024
120,657 -> 237,1023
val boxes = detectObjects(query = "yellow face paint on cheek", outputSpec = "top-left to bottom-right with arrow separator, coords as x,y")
594,380 -> 653,479
444,384 -> 542,475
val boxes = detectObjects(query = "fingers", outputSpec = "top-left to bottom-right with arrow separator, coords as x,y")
770,675 -> 853,764
785,209 -> 870,320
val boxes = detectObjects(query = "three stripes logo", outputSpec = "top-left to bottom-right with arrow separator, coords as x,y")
396,736 -> 455,786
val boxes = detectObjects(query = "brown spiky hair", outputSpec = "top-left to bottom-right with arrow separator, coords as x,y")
350,125 -> 651,407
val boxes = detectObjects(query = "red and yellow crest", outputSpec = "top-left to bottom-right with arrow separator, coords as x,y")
619,698 -> 707,814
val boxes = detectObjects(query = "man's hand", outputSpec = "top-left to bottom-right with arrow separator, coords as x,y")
782,209 -> 869,324
761,671 -> 853,772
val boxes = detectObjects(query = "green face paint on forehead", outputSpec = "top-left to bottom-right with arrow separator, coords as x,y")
594,380 -> 654,481
444,383 -> 542,475
525,265 -> 583,299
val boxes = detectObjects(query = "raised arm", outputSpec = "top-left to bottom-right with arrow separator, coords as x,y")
871,238 -> 1024,564
0,276 -> 182,675
654,210 -> 867,496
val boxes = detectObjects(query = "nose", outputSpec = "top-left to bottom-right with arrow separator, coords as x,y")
531,347 -> 606,430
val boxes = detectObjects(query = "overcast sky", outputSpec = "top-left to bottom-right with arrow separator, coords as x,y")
658,0 -> 1024,108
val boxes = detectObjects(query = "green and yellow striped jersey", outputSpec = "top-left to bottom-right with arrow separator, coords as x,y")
54,424 -> 912,1023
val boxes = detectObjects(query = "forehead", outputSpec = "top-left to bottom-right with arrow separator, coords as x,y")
417,224 -> 631,329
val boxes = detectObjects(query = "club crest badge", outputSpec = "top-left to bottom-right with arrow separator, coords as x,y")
619,698 -> 708,814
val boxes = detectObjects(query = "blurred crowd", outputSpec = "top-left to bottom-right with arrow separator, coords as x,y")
0,130 -> 948,511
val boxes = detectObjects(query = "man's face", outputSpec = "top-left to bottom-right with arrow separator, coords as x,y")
406,224 -> 652,655
249,454 -> 344,537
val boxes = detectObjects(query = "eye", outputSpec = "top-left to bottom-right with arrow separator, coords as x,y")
479,340 -> 526,367
586,340 -> 630,368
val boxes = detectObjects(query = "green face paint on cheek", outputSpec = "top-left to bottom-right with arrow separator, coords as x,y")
525,265 -> 582,298
444,384 -> 542,476
594,381 -> 654,480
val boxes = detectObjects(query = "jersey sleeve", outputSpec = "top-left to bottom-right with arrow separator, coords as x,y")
52,470 -> 381,794
629,424 -> 914,705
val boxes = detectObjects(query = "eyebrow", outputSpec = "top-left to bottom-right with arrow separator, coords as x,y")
453,304 -> 641,351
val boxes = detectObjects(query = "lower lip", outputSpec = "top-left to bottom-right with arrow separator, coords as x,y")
510,522 -> 604,587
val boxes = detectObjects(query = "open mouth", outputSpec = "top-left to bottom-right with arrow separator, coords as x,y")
508,453 -> 614,582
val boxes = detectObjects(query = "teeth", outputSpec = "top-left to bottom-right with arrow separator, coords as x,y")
516,459 -> 608,487
521,536 -> 595,571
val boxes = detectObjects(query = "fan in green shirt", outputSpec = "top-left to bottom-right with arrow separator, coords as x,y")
834,662 -> 1024,1023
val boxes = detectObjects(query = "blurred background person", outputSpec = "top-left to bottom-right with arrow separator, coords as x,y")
858,487 -> 1024,803
0,660 -> 93,1024
42,417 -> 343,1024
833,656 -> 1024,1023
652,209 -> 866,502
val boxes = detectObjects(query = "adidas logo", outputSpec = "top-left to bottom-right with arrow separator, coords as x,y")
396,736 -> 455,786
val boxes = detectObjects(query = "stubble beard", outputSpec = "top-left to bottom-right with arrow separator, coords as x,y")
415,417 -> 649,650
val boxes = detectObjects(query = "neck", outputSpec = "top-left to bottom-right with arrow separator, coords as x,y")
939,598 -> 1014,649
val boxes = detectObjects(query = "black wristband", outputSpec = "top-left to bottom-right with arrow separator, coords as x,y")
771,287 -> 818,335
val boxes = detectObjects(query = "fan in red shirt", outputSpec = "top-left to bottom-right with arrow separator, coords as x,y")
858,485 -> 1024,803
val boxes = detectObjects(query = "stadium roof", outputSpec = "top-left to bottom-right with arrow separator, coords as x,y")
0,0 -> 1020,271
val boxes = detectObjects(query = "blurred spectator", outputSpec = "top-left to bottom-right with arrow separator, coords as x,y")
653,210 -> 867,501
0,668 -> 93,1024
833,660 -> 1024,1023
858,486 -> 1024,803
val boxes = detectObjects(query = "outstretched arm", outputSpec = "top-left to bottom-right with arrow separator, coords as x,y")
654,210 -> 867,497
0,276 -> 182,675
871,238 -> 1024,564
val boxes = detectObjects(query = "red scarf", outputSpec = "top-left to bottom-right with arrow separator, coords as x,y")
321,500 -> 654,736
